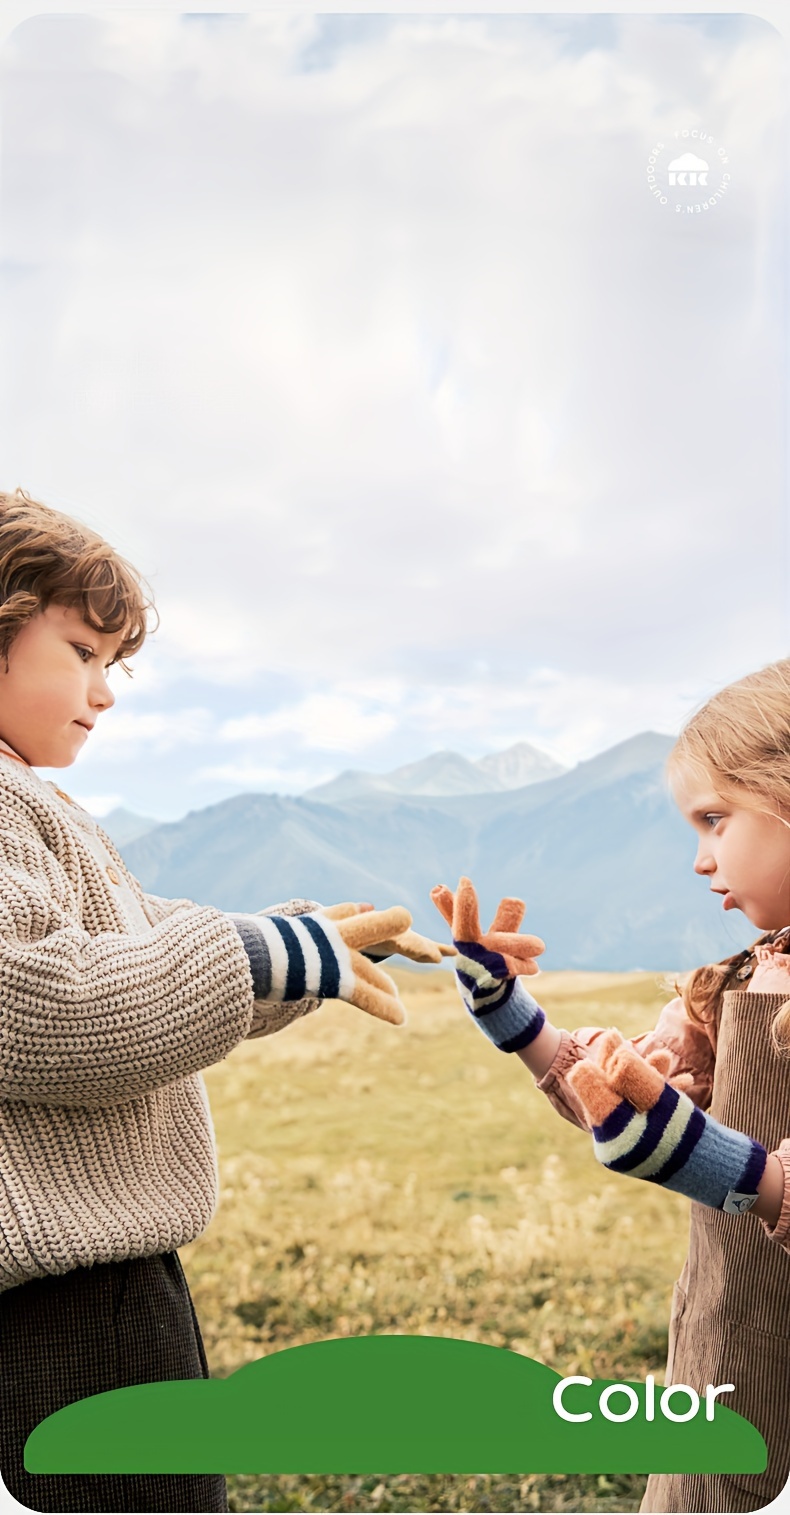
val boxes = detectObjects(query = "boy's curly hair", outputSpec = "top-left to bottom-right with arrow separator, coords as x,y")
0,487 -> 158,675
664,657 -> 790,1058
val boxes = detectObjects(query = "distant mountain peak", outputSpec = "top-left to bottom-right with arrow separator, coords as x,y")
303,740 -> 566,803
385,751 -> 493,796
475,741 -> 567,789
575,731 -> 676,775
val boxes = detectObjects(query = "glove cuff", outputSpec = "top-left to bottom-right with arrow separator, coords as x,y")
461,974 -> 546,1053
591,1084 -> 768,1212
230,912 -> 352,1003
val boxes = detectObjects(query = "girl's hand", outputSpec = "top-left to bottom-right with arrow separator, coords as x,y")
430,875 -> 547,1053
431,876 -> 544,977
567,1028 -> 767,1213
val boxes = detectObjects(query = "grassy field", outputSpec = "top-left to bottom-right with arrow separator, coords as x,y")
182,968 -> 691,1513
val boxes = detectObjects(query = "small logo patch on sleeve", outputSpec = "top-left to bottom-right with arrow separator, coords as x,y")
723,1191 -> 759,1215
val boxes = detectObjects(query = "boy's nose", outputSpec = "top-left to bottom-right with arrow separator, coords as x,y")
92,675 -> 116,711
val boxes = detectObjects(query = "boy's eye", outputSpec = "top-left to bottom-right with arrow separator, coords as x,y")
704,814 -> 723,828
75,645 -> 114,670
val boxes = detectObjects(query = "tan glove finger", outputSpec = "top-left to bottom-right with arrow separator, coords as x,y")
337,905 -> 412,950
453,876 -> 483,942
489,897 -> 526,933
321,902 -> 373,921
349,969 -> 406,1026
481,930 -> 546,960
567,1060 -> 623,1127
430,884 -> 455,928
599,1037 -> 667,1113
590,1027 -> 627,1066
370,928 -> 448,964
670,1072 -> 695,1094
645,1050 -> 694,1095
398,928 -> 457,963
363,936 -> 420,961
352,949 -> 405,995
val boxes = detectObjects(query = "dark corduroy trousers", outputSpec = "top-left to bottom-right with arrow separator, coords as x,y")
0,1250 -> 228,1513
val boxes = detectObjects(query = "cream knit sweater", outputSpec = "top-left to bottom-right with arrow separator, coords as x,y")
0,747 -> 320,1293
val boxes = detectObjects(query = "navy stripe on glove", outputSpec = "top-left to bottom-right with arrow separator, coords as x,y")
231,911 -> 351,1003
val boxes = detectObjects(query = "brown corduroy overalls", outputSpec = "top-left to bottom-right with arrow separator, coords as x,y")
641,989 -> 790,1513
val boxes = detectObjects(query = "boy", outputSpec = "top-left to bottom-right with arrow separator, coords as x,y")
0,487 -> 418,1513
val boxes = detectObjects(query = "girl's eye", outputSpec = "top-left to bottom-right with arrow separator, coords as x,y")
75,646 -> 93,663
704,814 -> 724,829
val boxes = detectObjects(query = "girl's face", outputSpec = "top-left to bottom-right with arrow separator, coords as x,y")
0,603 -> 122,768
672,769 -> 790,932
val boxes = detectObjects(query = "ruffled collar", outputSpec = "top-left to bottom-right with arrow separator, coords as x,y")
755,926 -> 790,962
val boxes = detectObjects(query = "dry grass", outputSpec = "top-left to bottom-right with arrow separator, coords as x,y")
182,969 -> 690,1512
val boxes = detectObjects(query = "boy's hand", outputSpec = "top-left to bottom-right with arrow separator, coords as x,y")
367,928 -> 457,964
430,875 -> 547,1053
231,904 -> 412,1025
321,901 -> 457,965
567,1028 -> 767,1213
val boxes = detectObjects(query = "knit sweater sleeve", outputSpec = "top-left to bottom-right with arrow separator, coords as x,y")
141,890 -> 204,926
141,894 -> 322,1039
0,821 -> 256,1108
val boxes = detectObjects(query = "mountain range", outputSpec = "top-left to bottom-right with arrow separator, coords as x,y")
303,742 -> 567,802
101,733 -> 755,972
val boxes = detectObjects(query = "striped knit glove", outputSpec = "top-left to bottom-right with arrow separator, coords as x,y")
567,1029 -> 767,1214
431,876 -> 546,1053
230,905 -> 411,1025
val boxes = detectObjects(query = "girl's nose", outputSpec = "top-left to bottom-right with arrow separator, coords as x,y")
693,848 -> 713,876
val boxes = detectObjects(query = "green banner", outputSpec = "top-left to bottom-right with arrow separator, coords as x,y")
25,1335 -> 765,1476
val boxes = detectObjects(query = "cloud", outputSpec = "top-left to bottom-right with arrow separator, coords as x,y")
218,697 -> 398,752
87,708 -> 215,756
193,762 -> 333,795
0,12 -> 784,815
71,793 -> 125,818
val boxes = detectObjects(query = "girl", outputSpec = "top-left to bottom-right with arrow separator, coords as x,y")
0,487 -> 441,1514
433,657 -> 790,1514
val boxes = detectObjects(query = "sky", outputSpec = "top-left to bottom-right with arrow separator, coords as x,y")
0,10 -> 786,822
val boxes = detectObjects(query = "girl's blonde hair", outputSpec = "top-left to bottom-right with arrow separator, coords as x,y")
0,487 -> 158,675
664,657 -> 790,1058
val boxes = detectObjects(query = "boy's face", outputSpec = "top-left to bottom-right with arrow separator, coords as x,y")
0,603 -> 124,768
672,770 -> 790,933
